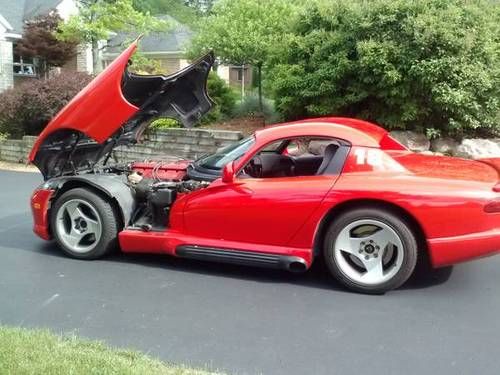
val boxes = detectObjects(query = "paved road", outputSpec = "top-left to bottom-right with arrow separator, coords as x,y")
1,170 -> 499,374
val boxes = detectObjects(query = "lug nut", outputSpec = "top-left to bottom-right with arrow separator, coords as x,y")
375,245 -> 380,250
358,249 -> 363,254
365,255 -> 370,260
373,254 -> 378,258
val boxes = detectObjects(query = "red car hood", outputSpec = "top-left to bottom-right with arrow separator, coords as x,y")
29,41 -> 139,162
29,40 -> 215,179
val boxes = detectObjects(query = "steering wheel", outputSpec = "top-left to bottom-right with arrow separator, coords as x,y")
244,155 -> 263,178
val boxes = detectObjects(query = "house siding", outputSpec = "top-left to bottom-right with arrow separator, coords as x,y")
228,65 -> 252,88
0,39 -> 13,92
76,43 -> 93,74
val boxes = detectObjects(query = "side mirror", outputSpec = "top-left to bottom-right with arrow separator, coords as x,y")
222,161 -> 235,183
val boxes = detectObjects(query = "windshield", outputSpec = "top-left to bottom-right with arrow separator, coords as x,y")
196,136 -> 255,170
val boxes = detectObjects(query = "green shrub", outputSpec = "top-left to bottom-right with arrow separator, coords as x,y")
232,94 -> 281,123
148,73 -> 236,128
202,72 -> 237,124
0,71 -> 92,138
150,117 -> 181,130
270,0 -> 500,137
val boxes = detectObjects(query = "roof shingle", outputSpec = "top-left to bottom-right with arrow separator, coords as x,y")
0,0 -> 61,34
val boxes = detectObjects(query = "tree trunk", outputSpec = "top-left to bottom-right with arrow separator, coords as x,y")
257,62 -> 263,113
241,64 -> 245,100
92,38 -> 99,74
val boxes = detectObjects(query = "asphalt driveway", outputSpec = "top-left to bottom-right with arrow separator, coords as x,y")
1,170 -> 499,375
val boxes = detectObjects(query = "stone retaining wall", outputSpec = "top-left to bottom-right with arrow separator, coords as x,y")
1,128 -> 498,165
0,129 -> 244,164
0,136 -> 37,163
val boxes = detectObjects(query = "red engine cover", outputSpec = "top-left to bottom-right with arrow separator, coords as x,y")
132,160 -> 191,181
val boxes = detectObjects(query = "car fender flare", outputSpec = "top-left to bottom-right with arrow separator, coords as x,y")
48,175 -> 135,227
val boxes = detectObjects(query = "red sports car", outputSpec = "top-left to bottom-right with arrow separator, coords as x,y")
29,40 -> 500,293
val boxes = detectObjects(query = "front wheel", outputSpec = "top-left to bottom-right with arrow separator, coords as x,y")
51,188 -> 120,260
324,208 -> 418,294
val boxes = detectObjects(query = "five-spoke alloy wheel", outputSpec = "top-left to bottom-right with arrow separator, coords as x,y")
51,188 -> 120,259
324,207 -> 418,294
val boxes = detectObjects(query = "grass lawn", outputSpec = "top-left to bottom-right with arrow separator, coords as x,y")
0,326 -> 217,375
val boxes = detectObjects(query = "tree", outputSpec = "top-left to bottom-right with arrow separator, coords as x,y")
188,0 -> 295,111
269,0 -> 500,137
58,0 -> 170,72
184,0 -> 216,14
15,13 -> 77,78
132,0 -> 198,26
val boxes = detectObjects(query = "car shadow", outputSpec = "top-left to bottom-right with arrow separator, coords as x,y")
35,241 -> 454,294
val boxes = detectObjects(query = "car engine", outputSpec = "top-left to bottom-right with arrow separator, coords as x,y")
124,165 -> 209,231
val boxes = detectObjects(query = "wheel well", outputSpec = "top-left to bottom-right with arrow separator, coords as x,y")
313,199 -> 428,261
49,181 -> 125,232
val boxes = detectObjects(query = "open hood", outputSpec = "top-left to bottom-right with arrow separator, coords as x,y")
29,39 -> 215,179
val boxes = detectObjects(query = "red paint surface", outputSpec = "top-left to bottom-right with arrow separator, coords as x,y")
31,188 -> 54,240
31,117 -> 500,270
132,160 -> 190,181
29,41 -> 140,161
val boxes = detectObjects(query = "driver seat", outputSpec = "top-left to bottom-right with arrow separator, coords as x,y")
316,143 -> 339,175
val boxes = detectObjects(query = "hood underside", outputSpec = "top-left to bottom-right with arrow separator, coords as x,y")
29,39 -> 215,179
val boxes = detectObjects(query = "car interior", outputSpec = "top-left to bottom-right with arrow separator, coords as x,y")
242,137 -> 346,178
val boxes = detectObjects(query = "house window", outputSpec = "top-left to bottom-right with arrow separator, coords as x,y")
13,52 -> 36,76
237,67 -> 243,81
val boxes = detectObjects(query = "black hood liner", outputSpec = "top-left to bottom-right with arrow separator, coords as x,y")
33,52 -> 215,180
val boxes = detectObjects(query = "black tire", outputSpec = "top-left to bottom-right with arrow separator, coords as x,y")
323,207 -> 418,294
50,187 -> 120,260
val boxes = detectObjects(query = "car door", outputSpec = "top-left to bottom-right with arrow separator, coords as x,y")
182,174 -> 339,247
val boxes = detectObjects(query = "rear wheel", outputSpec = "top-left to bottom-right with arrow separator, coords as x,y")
51,188 -> 120,259
324,207 -> 418,294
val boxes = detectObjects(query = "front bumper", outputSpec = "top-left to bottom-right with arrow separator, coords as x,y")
428,229 -> 500,267
30,188 -> 54,240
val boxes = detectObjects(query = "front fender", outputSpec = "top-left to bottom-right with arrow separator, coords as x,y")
47,174 -> 135,226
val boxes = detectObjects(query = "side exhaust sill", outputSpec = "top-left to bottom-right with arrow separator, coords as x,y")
176,245 -> 308,273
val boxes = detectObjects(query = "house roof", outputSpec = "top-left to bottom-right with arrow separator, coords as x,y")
104,15 -> 193,56
0,0 -> 61,34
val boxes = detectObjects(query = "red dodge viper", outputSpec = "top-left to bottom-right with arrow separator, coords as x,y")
29,40 -> 500,293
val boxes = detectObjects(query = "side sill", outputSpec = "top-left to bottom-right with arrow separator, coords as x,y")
176,245 -> 308,273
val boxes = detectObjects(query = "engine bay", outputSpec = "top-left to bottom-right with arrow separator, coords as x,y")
123,161 -> 210,231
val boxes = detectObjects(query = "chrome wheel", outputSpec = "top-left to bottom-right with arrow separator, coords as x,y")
55,198 -> 102,253
334,219 -> 404,286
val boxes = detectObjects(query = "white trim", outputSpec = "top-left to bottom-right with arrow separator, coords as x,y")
3,32 -> 22,39
0,14 -> 14,31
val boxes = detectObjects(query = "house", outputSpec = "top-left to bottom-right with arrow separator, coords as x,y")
0,0 -> 93,93
0,3 -> 250,94
103,15 -> 252,89
101,15 -> 193,74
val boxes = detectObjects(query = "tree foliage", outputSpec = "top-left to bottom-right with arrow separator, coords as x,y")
15,13 -> 77,77
189,0 -> 294,65
184,0 -> 216,14
202,72 -> 237,124
269,0 -> 500,137
58,0 -> 169,71
132,0 -> 198,26
188,0 -> 296,110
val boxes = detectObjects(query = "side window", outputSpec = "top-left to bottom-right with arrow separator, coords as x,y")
241,137 -> 344,179
261,139 -> 286,152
